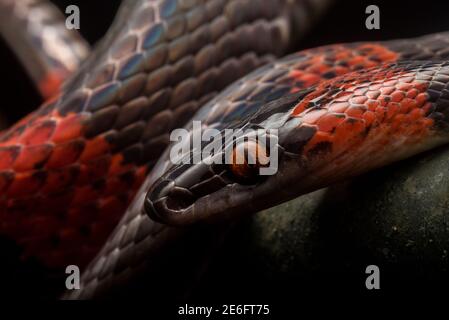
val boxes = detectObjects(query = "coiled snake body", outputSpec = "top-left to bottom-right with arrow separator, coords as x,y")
1,0 -> 449,299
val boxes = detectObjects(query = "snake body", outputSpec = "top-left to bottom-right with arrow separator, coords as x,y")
70,32 -> 449,299
145,36 -> 449,225
3,0 -> 449,299
0,0 -> 89,98
0,0 -> 328,298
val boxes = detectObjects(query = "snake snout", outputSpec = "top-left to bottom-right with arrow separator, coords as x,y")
144,179 -> 196,225
144,158 -> 230,225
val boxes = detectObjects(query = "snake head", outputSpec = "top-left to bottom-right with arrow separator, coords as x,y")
144,60 -> 447,226
143,90 -> 316,226
144,129 -> 290,225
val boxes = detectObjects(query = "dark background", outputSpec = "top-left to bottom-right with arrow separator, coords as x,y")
2,0 -> 449,302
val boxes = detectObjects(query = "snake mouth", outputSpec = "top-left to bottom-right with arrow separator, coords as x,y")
144,180 -> 197,225
144,164 -> 279,226
144,151 -> 230,225
144,180 -> 252,226
144,150 -> 284,225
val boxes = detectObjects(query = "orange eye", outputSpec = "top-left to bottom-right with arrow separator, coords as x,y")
227,140 -> 270,184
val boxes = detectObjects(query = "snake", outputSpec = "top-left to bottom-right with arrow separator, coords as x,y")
2,0 -> 449,299
73,32 -> 449,299
144,41 -> 449,226
0,0 -> 329,298
0,0 -> 89,98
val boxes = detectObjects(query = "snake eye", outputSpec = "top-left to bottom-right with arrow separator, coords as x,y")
226,140 -> 270,184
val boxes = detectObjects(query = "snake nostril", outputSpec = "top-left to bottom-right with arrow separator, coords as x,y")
165,187 -> 195,211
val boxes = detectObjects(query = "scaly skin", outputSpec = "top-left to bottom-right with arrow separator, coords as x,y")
9,0 -> 449,300
67,32 -> 449,299
0,0 -> 324,277
145,60 -> 449,223
145,36 -> 449,224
